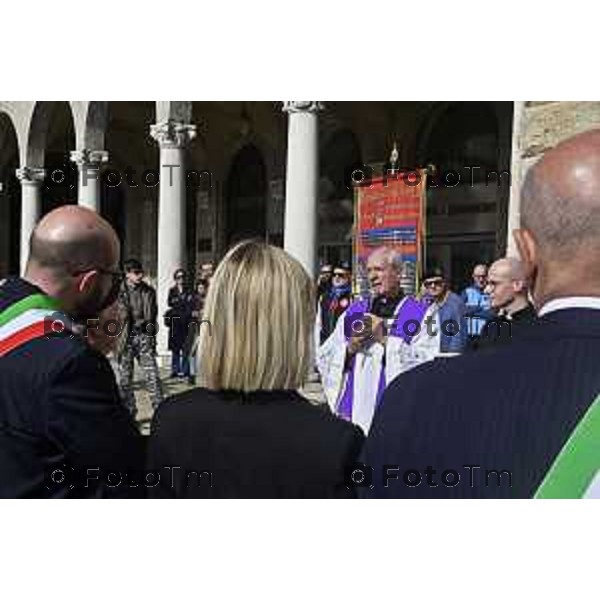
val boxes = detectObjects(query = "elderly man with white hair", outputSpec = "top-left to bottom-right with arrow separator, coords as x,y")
478,256 -> 537,349
317,246 -> 438,433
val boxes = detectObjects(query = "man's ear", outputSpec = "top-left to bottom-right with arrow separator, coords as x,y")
513,228 -> 537,280
513,279 -> 525,294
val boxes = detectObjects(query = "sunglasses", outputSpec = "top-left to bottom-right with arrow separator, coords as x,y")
333,272 -> 347,277
423,279 -> 444,288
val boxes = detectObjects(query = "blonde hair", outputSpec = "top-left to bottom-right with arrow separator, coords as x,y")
198,240 -> 315,392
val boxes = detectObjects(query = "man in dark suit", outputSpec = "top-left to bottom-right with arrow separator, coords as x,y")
0,206 -> 144,498
360,129 -> 600,498
477,257 -> 537,350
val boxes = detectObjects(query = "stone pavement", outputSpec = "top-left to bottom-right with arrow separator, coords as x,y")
126,365 -> 326,435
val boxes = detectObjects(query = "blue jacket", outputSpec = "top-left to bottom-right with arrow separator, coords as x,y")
437,291 -> 467,353
460,285 -> 492,337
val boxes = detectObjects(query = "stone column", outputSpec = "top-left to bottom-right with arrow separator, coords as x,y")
16,166 -> 45,274
150,120 -> 196,355
70,149 -> 109,212
506,101 -> 525,257
282,101 -> 322,278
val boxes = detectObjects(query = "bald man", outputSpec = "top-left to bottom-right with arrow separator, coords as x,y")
317,246 -> 438,433
478,257 -> 537,349
0,206 -> 144,498
361,129 -> 600,498
460,263 -> 492,348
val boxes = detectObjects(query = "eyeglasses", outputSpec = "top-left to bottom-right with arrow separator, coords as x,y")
423,279 -> 444,288
333,272 -> 348,278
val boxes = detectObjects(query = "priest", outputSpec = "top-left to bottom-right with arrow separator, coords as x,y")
317,247 -> 439,433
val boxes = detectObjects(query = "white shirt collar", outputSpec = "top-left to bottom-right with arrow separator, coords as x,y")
538,296 -> 600,317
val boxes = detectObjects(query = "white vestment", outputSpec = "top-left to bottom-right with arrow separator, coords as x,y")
317,297 -> 440,433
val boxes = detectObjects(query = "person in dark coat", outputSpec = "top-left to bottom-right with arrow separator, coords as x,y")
318,263 -> 352,345
166,268 -> 195,378
0,206 -> 144,498
116,259 -> 164,418
360,129 -> 600,498
147,241 -> 365,498
478,257 -> 537,350
183,277 -> 209,385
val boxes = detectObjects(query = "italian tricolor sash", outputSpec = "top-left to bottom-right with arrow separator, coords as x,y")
535,393 -> 600,499
0,293 -> 67,357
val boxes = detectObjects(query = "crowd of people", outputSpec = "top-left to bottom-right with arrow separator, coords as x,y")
1,129 -> 600,498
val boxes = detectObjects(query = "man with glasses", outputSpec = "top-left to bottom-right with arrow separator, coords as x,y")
460,263 -> 493,349
0,206 -> 144,498
318,263 -> 352,345
116,259 -> 164,419
421,266 -> 467,354
478,257 -> 536,349
316,263 -> 333,303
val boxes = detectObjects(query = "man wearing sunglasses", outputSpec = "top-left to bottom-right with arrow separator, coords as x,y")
115,259 -> 163,418
318,263 -> 352,345
0,206 -> 144,498
421,267 -> 467,354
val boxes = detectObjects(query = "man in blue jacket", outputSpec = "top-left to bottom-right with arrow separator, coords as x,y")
421,266 -> 467,354
461,264 -> 493,349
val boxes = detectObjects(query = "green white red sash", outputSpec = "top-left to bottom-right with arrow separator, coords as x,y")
0,293 -> 66,357
535,393 -> 600,499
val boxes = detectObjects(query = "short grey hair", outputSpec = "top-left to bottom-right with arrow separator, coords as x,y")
521,165 -> 600,258
369,246 -> 403,272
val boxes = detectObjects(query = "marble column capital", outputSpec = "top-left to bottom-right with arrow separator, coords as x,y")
70,149 -> 109,167
150,120 -> 197,149
16,166 -> 46,185
282,101 -> 324,114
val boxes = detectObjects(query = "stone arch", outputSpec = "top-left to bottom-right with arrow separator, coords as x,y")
25,101 -> 77,215
81,101 -> 110,149
25,101 -> 76,168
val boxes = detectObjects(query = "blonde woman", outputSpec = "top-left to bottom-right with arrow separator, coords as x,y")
147,241 -> 364,498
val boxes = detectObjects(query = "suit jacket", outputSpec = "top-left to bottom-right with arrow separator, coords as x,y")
146,387 -> 365,498
477,304 -> 537,351
0,278 -> 145,498
360,308 -> 600,498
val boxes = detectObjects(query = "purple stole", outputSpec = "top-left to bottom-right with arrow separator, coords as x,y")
337,297 -> 428,421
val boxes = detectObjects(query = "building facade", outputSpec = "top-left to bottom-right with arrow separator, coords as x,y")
4,100 -> 587,350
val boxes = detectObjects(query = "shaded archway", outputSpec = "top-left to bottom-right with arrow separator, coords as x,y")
103,101 -> 158,275
318,128 -> 362,266
418,101 -> 512,290
225,144 -> 267,246
0,112 -> 21,275
27,101 -> 77,216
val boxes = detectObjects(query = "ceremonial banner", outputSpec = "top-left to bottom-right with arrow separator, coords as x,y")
353,169 -> 426,298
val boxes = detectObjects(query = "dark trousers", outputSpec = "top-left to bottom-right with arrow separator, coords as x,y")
171,349 -> 190,377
